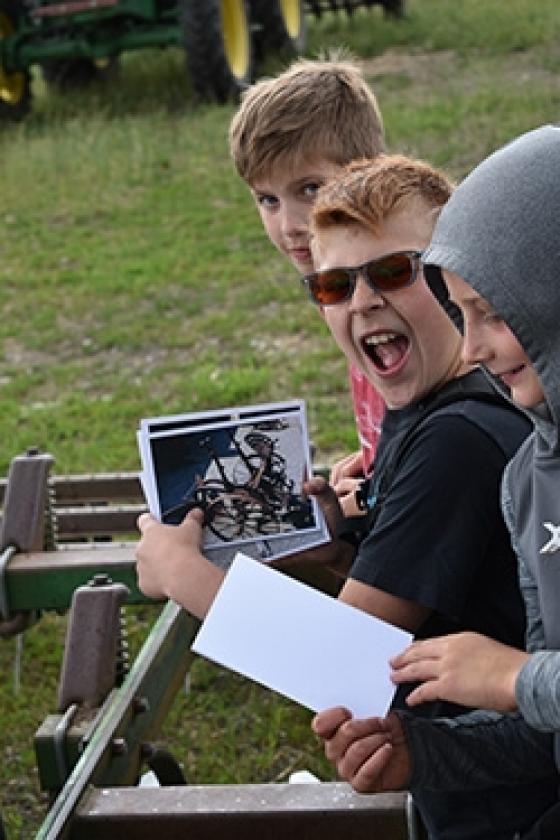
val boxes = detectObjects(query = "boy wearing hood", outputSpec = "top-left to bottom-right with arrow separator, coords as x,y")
314,126 -> 560,839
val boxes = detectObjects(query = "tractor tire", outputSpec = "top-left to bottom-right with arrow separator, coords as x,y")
180,0 -> 253,103
250,0 -> 306,57
41,57 -> 119,91
382,0 -> 406,18
0,0 -> 31,121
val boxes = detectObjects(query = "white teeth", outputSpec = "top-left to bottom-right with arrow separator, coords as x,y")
363,332 -> 398,346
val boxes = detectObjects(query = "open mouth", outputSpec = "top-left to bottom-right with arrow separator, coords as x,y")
361,331 -> 410,374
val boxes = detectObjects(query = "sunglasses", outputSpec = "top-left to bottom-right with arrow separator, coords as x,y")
302,250 -> 423,306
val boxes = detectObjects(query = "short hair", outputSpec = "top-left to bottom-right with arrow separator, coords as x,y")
311,154 -> 454,235
229,55 -> 385,184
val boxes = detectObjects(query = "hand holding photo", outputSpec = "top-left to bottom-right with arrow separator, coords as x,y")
137,400 -> 329,567
192,553 -> 412,718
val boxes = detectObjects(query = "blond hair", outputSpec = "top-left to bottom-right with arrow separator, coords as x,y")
229,55 -> 384,184
311,154 -> 453,235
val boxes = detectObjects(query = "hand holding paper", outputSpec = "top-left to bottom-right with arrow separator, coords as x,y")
136,508 -> 225,618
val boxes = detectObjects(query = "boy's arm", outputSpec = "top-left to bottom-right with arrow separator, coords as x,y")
403,709 -> 556,790
515,549 -> 560,731
312,706 -> 556,795
136,510 -> 225,619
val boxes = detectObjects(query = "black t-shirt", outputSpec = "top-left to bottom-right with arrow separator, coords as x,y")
349,373 -> 555,840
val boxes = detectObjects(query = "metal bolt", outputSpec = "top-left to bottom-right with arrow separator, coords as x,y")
111,737 -> 128,756
90,573 -> 112,587
133,696 -> 150,715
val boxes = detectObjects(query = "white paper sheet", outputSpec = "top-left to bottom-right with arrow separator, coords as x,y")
192,552 -> 412,719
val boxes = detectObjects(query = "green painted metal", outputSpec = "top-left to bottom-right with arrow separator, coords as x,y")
5,547 -> 152,611
35,600 -> 199,839
0,0 -> 178,73
15,25 -> 182,67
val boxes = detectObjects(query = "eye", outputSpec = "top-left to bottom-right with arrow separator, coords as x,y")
255,193 -> 278,209
301,181 -> 321,200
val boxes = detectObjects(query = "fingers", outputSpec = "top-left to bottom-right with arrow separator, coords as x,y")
331,477 -> 361,499
302,475 -> 329,496
137,506 -> 205,536
403,683 -> 438,707
390,638 -> 443,670
314,713 -> 391,757
391,660 -> 440,687
313,711 -> 394,793
137,512 -> 156,533
330,451 -> 364,486
348,742 -> 394,793
182,506 -> 205,527
312,707 -> 352,738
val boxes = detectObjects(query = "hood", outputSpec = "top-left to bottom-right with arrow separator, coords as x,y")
423,124 -> 560,452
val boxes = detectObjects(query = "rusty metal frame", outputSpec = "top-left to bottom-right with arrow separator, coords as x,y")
1,450 -> 417,839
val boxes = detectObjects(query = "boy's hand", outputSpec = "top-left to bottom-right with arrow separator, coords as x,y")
312,708 -> 411,793
330,449 -> 364,487
329,450 -> 367,516
390,632 -> 530,712
136,509 -> 224,619
270,476 -> 356,575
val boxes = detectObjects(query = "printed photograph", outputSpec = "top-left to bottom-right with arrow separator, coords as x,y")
138,401 -> 328,564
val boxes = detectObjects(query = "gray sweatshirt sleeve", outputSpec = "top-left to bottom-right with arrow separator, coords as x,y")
502,468 -> 560,730
516,651 -> 560,731
400,709 -> 555,791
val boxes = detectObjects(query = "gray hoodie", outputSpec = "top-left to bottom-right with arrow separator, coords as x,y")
403,126 -> 560,797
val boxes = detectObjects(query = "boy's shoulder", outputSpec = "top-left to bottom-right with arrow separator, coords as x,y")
407,370 -> 530,461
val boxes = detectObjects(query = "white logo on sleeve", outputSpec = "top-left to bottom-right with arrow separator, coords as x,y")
539,522 -> 560,554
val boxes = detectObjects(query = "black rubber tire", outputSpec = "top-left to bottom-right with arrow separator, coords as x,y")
250,0 -> 306,57
180,0 -> 254,103
41,57 -> 119,91
0,0 -> 31,121
382,0 -> 406,18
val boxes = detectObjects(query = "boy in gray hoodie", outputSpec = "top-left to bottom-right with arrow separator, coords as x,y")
313,125 -> 560,839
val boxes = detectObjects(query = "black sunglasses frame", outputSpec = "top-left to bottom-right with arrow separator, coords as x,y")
302,250 -> 423,306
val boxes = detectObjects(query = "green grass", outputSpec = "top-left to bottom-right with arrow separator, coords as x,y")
2,0 -> 560,834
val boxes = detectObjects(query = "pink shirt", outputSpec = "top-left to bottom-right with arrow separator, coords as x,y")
349,364 -> 385,475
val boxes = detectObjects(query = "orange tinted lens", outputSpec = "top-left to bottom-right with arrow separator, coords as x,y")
310,269 -> 352,305
366,253 -> 413,292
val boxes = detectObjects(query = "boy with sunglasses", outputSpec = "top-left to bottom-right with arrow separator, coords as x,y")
298,153 -> 557,839
136,154 -> 558,839
229,56 -> 386,499
313,131 -> 560,839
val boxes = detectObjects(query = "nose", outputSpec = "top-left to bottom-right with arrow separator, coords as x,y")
348,273 -> 385,314
280,200 -> 307,239
462,319 -> 491,365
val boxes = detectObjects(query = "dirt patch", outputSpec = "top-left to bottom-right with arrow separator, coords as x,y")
360,49 -> 457,83
359,48 -> 560,89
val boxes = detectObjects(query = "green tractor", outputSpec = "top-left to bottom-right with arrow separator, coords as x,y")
0,0 -> 402,122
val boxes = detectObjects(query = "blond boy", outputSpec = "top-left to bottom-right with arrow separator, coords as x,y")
229,57 -> 386,485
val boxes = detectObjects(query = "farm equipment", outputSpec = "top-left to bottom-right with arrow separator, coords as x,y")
0,0 -> 404,122
0,448 -> 423,838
